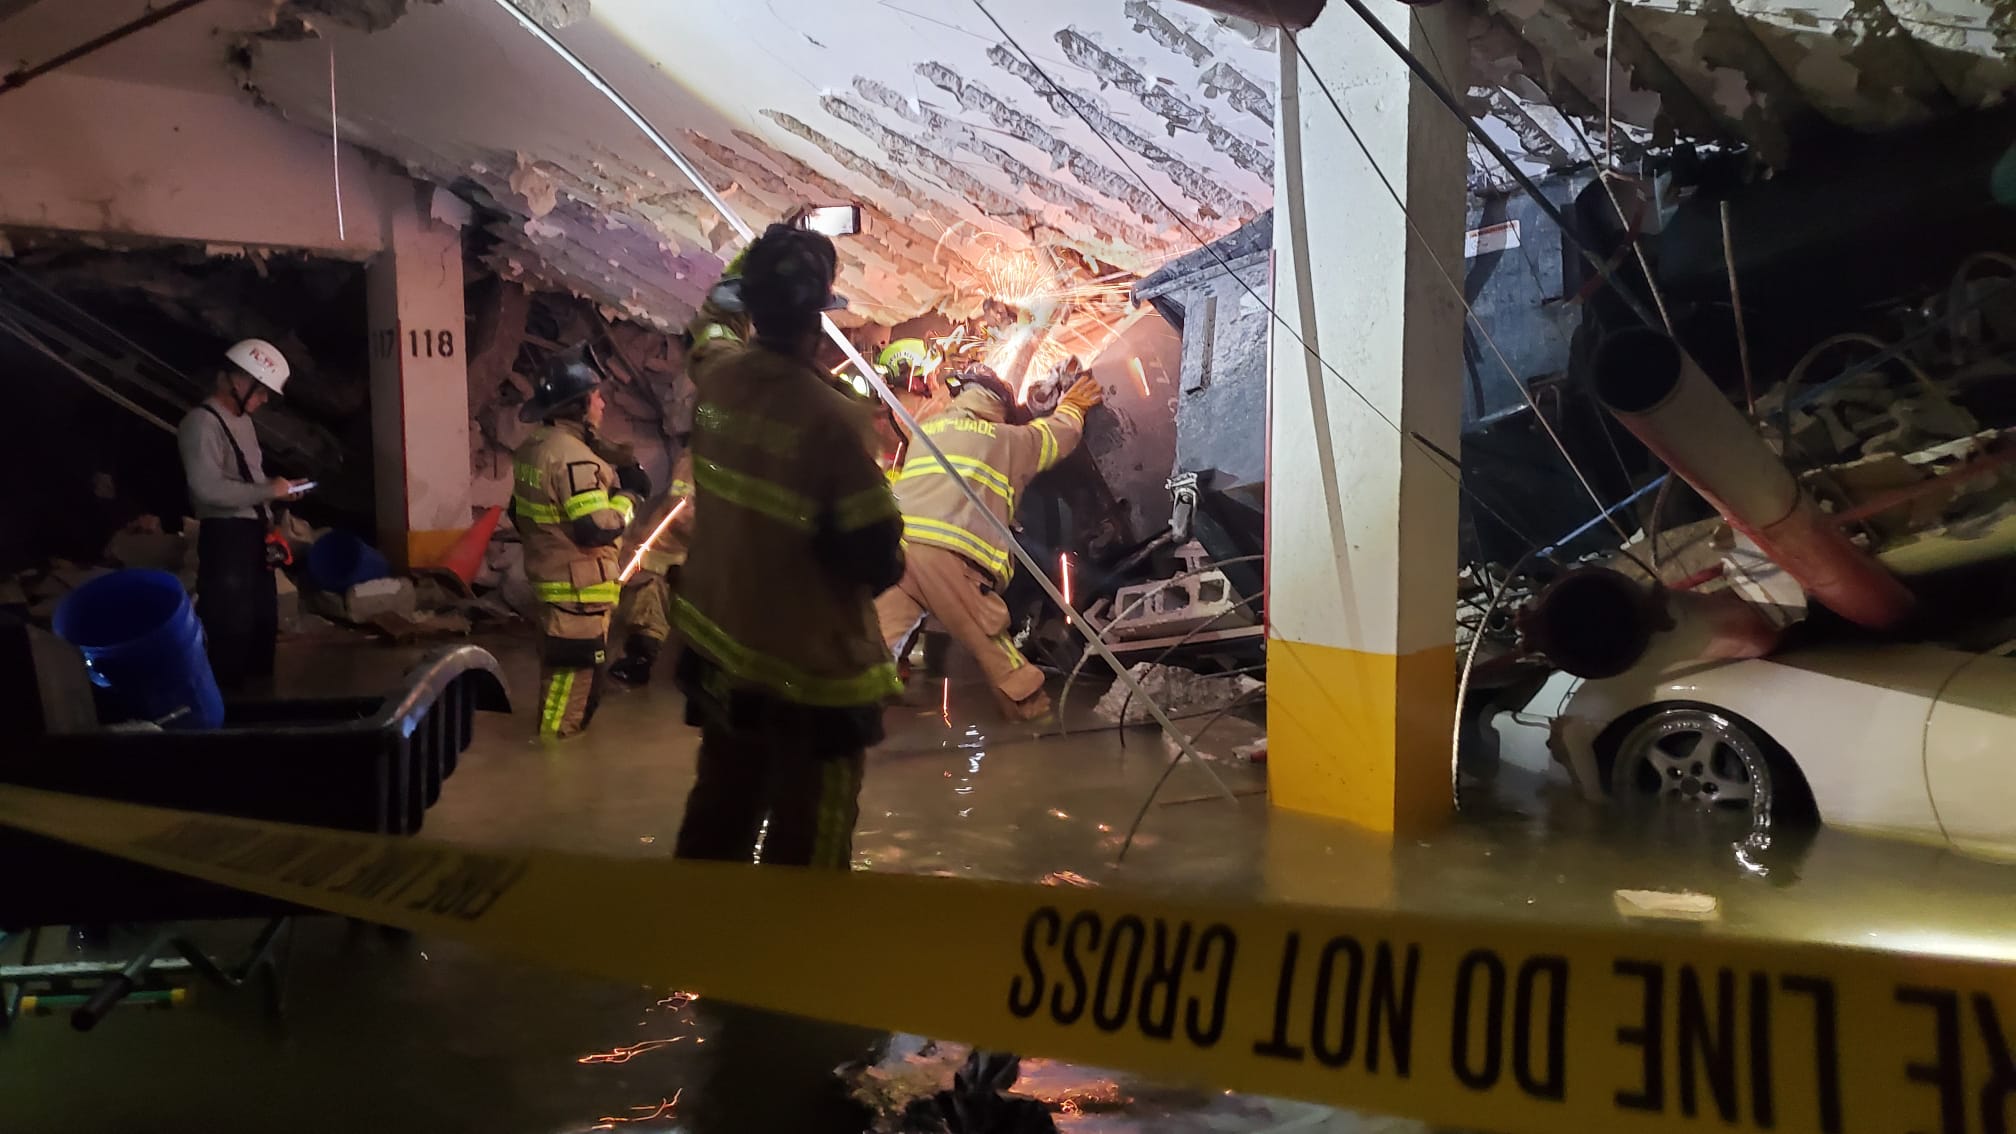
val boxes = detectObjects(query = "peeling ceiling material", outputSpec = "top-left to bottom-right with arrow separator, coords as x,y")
7,0 -> 2015,333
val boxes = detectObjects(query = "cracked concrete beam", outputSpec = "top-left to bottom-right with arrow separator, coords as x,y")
718,129 -> 973,291
917,57 -> 1187,234
851,77 -> 976,149
1196,61 -> 1275,125
759,109 -> 970,235
819,94 -> 1037,225
986,44 -> 1258,223
1124,0 -> 1214,66
1054,29 -> 1206,134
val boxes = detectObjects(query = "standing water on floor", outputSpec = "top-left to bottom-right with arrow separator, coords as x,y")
3,636 -> 2012,1132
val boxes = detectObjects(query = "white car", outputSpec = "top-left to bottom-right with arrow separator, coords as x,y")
1548,641 -> 2016,861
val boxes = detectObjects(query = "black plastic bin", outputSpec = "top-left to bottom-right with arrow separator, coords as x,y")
0,644 -> 510,928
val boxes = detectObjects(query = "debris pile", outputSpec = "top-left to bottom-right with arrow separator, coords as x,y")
1090,662 -> 1261,726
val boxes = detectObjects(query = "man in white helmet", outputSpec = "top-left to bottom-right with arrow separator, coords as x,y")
177,338 -> 300,690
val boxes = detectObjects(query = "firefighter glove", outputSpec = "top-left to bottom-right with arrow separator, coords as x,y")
1061,375 -> 1105,415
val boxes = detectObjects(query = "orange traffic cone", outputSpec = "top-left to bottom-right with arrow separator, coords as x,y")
423,505 -> 504,595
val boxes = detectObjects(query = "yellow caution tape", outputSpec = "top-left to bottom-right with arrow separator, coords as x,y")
3,783 -> 2014,1134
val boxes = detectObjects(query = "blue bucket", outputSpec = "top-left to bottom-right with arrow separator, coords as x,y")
305,530 -> 391,593
53,568 -> 225,730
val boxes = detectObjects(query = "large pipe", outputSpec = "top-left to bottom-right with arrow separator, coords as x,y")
1593,330 -> 1916,630
1520,567 -> 1783,678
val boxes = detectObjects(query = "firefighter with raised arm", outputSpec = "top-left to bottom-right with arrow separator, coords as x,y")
510,355 -> 640,738
874,362 -> 1103,721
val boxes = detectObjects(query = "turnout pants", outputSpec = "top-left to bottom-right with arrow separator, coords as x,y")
612,568 -> 675,661
537,604 -> 611,738
195,517 -> 276,691
672,655 -> 884,1134
874,543 -> 1048,720
674,728 -> 866,868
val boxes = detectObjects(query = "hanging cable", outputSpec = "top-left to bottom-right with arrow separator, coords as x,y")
1323,0 -> 1663,332
1276,27 -> 1651,564
328,43 -> 347,242
489,0 -> 1239,804
971,2 -> 1554,564
1720,201 -> 1756,414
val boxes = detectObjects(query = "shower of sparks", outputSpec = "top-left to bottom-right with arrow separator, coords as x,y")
619,498 -> 690,582
941,677 -> 951,726
978,247 -> 1060,308
656,991 -> 699,1010
578,1038 -> 687,1065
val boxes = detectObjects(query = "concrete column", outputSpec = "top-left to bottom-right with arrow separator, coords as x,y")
1265,4 -> 1469,834
368,181 -> 473,570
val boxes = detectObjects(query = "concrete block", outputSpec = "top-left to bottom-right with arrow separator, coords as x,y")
342,577 -> 416,622
302,577 -> 417,625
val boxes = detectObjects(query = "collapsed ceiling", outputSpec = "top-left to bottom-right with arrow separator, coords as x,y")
4,0 -> 2012,332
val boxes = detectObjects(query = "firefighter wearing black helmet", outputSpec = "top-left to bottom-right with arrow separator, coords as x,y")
671,222 -> 904,870
510,354 -> 641,738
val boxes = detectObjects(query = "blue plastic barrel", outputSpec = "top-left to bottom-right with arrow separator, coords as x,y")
53,568 -> 225,730
305,530 -> 391,593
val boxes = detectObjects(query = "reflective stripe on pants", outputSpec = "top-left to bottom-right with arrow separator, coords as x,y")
673,726 -> 866,869
538,665 -> 600,738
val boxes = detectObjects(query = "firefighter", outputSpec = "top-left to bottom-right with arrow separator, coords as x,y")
510,355 -> 639,739
875,363 -> 1103,721
670,222 -> 904,870
607,448 -> 694,686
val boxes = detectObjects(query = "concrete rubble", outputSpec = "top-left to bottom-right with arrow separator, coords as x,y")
1091,662 -> 1261,726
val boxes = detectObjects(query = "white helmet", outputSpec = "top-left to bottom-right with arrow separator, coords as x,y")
225,338 -> 289,395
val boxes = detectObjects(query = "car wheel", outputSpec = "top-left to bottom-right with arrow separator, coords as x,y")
1607,705 -> 1789,840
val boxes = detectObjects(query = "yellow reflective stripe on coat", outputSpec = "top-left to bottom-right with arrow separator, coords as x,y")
612,494 -> 635,523
698,322 -> 740,343
535,580 -> 621,605
672,595 -> 900,707
697,402 -> 802,458
563,489 -> 612,521
903,517 -> 1011,580
693,455 -> 816,532
834,483 -> 901,532
514,496 -> 564,524
1033,419 -> 1061,471
670,478 -> 694,498
896,455 -> 1014,508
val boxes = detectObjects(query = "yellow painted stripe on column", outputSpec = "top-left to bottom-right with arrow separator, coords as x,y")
1264,636 -> 1455,835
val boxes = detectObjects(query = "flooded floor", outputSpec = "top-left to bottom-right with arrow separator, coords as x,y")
3,631 -> 2014,1132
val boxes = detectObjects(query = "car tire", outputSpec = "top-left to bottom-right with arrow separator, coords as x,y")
1601,702 -> 1816,838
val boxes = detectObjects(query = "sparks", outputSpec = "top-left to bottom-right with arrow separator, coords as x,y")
619,498 -> 690,583
596,1090 -> 683,1124
577,1038 -> 686,1065
941,676 -> 951,726
1059,551 -> 1073,625
1129,357 -> 1150,397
